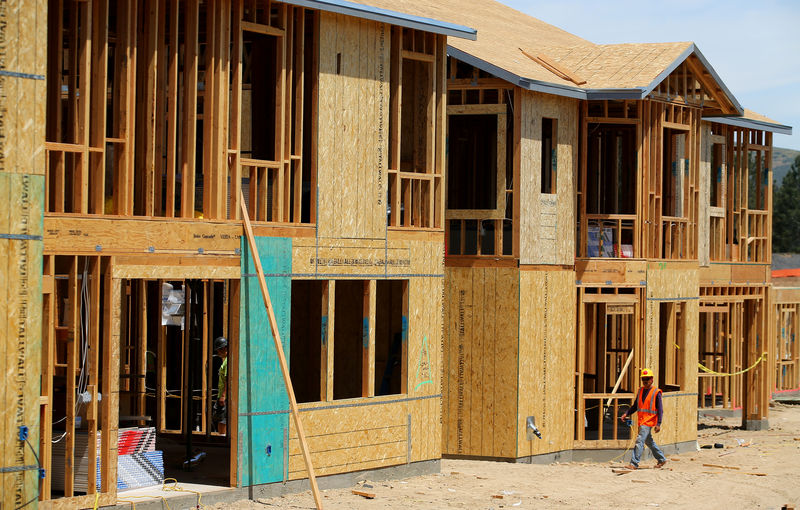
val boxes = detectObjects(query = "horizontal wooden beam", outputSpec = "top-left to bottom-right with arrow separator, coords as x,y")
401,49 -> 434,63
446,77 -> 514,90
43,215 -> 315,255
584,117 -> 639,125
581,294 -> 639,304
241,20 -> 284,37
448,104 -> 507,115
662,121 -> 692,131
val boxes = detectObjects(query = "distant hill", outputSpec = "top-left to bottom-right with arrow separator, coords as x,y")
773,147 -> 800,187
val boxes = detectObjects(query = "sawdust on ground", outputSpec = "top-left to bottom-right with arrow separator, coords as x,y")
216,402 -> 800,509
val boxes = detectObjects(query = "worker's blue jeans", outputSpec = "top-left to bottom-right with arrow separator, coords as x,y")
630,425 -> 666,467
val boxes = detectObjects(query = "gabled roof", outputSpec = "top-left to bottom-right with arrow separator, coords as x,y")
349,0 -> 741,113
289,0 -> 476,39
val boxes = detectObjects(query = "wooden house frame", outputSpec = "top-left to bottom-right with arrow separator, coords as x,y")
1,0 -> 794,507
771,272 -> 800,396
352,0 -> 791,460
0,1 -> 476,507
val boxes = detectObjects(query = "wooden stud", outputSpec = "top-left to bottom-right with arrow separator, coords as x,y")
180,0 -> 199,218
64,256 -> 78,497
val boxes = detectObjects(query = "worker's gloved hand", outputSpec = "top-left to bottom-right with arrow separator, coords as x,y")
619,414 -> 627,422
654,425 -> 661,433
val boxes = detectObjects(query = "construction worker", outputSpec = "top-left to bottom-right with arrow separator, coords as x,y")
620,368 -> 667,469
213,336 -> 228,435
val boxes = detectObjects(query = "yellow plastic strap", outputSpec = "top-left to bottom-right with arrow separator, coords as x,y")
698,352 -> 767,376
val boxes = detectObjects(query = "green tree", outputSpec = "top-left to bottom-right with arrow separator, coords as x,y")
773,155 -> 800,252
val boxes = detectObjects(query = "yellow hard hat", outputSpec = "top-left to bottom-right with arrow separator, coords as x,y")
640,368 -> 654,378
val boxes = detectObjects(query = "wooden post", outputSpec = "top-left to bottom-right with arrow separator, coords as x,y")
239,192 -> 323,509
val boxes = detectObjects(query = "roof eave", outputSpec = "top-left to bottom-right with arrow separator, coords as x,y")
448,46 -> 588,99
704,115 -> 793,135
286,0 -> 477,39
585,89 -> 646,100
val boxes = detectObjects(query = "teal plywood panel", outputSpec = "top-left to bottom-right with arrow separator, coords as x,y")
238,236 -> 292,486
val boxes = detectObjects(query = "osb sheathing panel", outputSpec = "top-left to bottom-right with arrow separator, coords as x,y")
42,216 -> 251,255
644,262 -> 699,445
698,123 -> 711,267
0,1 -> 47,176
774,287 -> 800,304
519,90 -> 577,266
111,260 -> 240,280
699,263 -> 770,286
1,1 -> 47,507
287,398 -> 410,479
442,267 -> 518,458
517,269 -> 575,456
575,259 -> 648,286
661,394 -> 697,446
287,251 -> 443,479
292,237 -> 444,277
317,13 -> 390,240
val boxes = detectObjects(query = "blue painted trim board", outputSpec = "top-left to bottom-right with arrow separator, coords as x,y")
238,236 -> 292,486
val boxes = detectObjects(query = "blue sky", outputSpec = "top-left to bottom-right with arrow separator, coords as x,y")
504,0 -> 800,150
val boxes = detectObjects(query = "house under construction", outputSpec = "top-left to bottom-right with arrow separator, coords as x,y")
0,0 -> 793,508
349,0 -> 792,461
2,1 -> 476,507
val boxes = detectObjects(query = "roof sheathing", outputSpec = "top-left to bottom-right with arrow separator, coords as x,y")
341,0 -> 785,129
287,0 -> 477,39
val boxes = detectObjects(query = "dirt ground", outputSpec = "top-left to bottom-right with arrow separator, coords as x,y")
218,403 -> 800,509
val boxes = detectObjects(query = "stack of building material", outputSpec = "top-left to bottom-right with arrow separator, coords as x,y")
51,427 -> 163,492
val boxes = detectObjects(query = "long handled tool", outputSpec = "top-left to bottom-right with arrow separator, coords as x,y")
239,192 -> 323,509
603,350 -> 634,419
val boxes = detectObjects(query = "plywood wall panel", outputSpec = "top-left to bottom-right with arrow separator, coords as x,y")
519,91 -> 578,265
287,398 -> 409,480
442,266 -> 519,458
316,14 -> 389,240
518,268 -> 576,456
281,237 -> 442,480
494,267 -> 520,457
645,262 -> 699,445
1,1 -> 47,506
699,122 -> 711,267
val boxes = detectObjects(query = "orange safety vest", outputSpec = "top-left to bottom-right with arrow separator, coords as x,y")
636,386 -> 662,427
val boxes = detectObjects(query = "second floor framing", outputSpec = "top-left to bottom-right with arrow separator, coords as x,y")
44,0 -> 459,241
444,53 -> 784,266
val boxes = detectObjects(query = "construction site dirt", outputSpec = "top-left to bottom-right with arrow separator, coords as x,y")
217,403 -> 800,509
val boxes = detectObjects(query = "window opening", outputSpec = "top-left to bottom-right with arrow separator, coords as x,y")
290,280 -> 324,403
375,281 -> 406,396
447,115 -> 498,209
584,124 -> 637,258
541,118 -> 556,194
658,302 -> 685,391
333,280 -> 366,400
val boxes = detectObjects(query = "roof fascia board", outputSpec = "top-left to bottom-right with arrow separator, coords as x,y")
285,0 -> 477,39
520,79 -> 587,99
447,46 -> 527,88
704,116 -> 793,135
585,89 -> 645,100
448,46 -> 587,99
